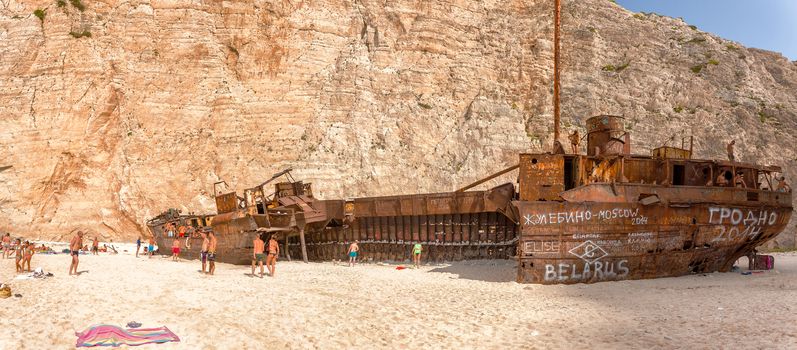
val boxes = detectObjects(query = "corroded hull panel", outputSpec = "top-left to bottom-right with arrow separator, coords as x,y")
516,201 -> 792,284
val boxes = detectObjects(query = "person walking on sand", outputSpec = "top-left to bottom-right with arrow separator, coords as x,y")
252,234 -> 266,278
200,231 -> 210,274
171,236 -> 181,261
148,236 -> 155,259
2,232 -> 11,259
92,237 -> 99,255
69,231 -> 84,276
136,237 -> 141,258
207,231 -> 218,275
727,140 -> 735,162
412,242 -> 423,268
347,240 -> 360,267
266,235 -> 279,277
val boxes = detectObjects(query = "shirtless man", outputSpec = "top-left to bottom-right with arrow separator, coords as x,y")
92,237 -> 99,255
207,231 -> 218,275
266,235 -> 279,277
252,234 -> 266,278
347,240 -> 360,267
776,176 -> 792,193
727,140 -> 736,162
171,237 -> 181,261
2,233 -> 10,259
568,130 -> 580,154
200,231 -> 210,274
69,231 -> 84,276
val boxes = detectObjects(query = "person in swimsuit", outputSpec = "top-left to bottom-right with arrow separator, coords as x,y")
412,242 -> 423,268
200,231 -> 210,274
148,237 -> 155,259
347,240 -> 360,267
252,234 -> 266,278
14,239 -> 23,273
69,231 -> 84,276
266,235 -> 279,277
171,237 -> 181,261
22,240 -> 34,272
2,233 -> 10,259
776,176 -> 791,193
92,237 -> 99,255
207,231 -> 217,275
135,237 -> 141,257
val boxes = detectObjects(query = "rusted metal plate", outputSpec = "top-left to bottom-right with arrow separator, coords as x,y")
519,154 -> 564,201
515,198 -> 792,284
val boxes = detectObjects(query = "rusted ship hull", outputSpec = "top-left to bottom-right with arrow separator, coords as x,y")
516,185 -> 792,284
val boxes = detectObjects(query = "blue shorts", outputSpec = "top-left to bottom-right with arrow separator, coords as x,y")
349,252 -> 358,258
148,245 -> 154,252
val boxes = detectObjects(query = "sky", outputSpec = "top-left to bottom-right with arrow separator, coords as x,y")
616,0 -> 797,60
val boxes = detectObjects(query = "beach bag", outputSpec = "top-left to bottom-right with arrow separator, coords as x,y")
0,285 -> 11,299
749,254 -> 774,270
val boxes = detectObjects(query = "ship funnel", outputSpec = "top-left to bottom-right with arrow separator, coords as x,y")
585,115 -> 630,156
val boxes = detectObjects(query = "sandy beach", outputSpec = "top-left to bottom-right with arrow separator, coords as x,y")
1,245 -> 796,349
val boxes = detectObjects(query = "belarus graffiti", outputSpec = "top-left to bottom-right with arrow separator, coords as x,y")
708,207 -> 779,242
543,240 -> 629,282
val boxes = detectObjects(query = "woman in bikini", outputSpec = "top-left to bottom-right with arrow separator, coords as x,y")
22,241 -> 34,272
266,235 -> 280,277
14,239 -> 23,273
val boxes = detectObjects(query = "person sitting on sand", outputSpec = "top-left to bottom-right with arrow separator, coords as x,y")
207,231 -> 218,275
252,234 -> 266,278
22,240 -> 34,272
14,239 -> 23,273
348,240 -> 359,267
200,231 -> 209,274
69,231 -> 84,276
266,235 -> 279,277
148,237 -> 155,259
171,237 -> 181,262
412,242 -> 422,268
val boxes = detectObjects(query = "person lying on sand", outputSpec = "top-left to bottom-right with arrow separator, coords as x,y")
208,231 -> 217,275
266,235 -> 279,277
252,234 -> 266,278
69,231 -> 84,276
171,237 -> 181,262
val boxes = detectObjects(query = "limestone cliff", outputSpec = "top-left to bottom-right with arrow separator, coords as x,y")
1,0 -> 795,246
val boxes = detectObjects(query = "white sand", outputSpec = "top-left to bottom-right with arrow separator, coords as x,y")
1,246 -> 796,349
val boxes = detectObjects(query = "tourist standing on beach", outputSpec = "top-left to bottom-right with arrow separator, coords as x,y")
69,231 -> 84,276
135,237 -> 141,258
2,233 -> 11,259
266,235 -> 279,277
412,242 -> 422,268
22,240 -> 34,272
347,240 -> 359,267
200,232 -> 209,274
92,237 -> 99,255
207,231 -> 217,275
14,239 -> 23,272
171,236 -> 181,262
148,236 -> 155,259
252,234 -> 266,278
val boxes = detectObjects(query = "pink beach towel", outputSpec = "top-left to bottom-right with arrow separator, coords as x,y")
75,324 -> 180,347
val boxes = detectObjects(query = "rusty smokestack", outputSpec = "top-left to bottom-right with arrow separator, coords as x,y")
553,0 -> 561,149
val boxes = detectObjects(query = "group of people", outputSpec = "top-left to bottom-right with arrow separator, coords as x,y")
343,240 -> 425,269
251,233 -> 280,278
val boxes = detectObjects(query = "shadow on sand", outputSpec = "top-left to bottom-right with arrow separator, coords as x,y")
428,260 -> 517,283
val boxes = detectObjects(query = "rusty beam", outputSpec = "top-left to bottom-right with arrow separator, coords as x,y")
553,0 -> 562,148
456,164 -> 519,192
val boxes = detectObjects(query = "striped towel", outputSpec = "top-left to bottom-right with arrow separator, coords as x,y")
75,324 -> 180,347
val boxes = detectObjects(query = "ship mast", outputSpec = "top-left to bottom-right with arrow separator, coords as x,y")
553,0 -> 562,149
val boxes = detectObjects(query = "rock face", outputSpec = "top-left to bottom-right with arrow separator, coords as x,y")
1,0 -> 795,245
